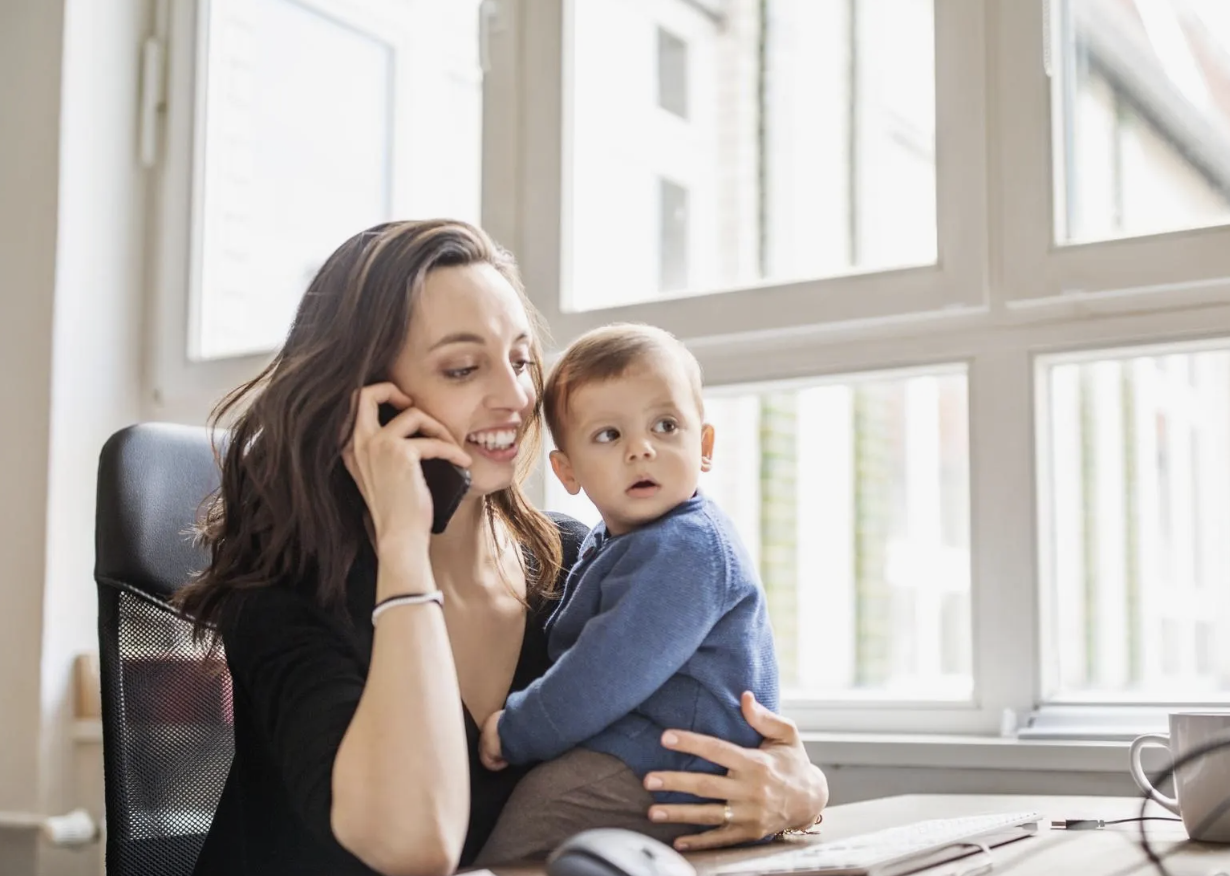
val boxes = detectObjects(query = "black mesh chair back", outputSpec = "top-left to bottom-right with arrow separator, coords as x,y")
94,424 -> 234,876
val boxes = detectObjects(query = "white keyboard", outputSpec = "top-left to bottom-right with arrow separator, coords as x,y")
711,811 -> 1046,876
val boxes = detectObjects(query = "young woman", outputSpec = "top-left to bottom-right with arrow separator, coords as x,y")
178,220 -> 829,876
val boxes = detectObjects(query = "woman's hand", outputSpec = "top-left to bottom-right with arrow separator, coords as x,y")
642,692 -> 829,851
342,382 -> 472,560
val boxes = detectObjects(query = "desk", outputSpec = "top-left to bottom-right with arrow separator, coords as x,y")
490,794 -> 1230,876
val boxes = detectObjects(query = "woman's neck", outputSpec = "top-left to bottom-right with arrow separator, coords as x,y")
428,496 -> 510,598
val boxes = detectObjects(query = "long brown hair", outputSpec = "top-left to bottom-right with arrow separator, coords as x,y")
176,219 -> 563,642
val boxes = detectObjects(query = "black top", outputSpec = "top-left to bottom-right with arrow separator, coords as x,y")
193,514 -> 588,876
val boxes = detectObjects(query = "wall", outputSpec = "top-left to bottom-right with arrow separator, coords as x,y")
0,0 -> 147,874
0,0 -> 68,874
38,0 -> 149,873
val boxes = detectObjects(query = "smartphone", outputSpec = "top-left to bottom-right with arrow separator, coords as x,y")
377,403 -> 472,534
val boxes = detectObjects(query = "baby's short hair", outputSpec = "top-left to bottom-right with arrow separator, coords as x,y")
543,323 -> 704,449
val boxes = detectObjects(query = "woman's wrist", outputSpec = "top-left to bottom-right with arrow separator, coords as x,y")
374,535 -> 436,600
790,764 -> 829,831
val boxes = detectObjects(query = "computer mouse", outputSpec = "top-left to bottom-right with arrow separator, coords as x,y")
545,829 -> 696,876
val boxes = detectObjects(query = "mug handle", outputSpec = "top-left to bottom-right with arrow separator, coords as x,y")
1129,733 -> 1181,816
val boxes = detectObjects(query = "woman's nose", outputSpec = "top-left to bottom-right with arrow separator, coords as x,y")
490,363 -> 531,411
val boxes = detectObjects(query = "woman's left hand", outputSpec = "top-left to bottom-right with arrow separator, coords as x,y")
642,692 -> 830,851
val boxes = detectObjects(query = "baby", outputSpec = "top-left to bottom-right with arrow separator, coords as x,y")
475,323 -> 780,863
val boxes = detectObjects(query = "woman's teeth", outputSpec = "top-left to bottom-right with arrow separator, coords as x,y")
467,429 -> 516,450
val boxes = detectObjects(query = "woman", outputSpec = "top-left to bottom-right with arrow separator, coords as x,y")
178,219 -> 829,876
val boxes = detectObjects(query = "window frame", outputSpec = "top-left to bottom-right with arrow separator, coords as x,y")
994,0 -> 1230,313
509,0 -> 990,348
148,0 -> 498,417
146,0 -> 1230,736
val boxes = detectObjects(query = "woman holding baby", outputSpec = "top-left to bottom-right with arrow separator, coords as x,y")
177,219 -> 829,876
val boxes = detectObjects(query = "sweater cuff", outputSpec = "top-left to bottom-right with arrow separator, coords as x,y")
499,688 -> 565,764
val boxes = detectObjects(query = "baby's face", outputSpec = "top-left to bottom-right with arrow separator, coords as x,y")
552,358 -> 712,536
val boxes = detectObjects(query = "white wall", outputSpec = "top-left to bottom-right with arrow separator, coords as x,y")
38,0 -> 148,874
0,0 -> 147,874
0,1 -> 67,873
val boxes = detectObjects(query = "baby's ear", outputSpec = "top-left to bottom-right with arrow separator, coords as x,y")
549,450 -> 582,495
700,423 -> 716,473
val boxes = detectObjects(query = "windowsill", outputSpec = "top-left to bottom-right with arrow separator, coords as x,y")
71,717 -> 1153,774
800,732 -> 1163,773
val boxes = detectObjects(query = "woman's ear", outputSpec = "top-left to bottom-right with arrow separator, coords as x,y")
549,450 -> 582,495
700,423 -> 716,472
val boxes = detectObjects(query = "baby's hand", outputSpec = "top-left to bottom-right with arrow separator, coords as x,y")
480,710 -> 508,771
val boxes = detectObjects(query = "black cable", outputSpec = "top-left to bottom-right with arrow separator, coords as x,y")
1135,732 -> 1230,876
988,733 -> 1230,876
1104,817 -> 1183,826
1054,816 -> 1182,829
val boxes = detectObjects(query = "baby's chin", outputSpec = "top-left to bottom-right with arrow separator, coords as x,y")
606,498 -> 681,532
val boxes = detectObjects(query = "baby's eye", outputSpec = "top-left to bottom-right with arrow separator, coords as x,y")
653,418 -> 679,434
594,428 -> 620,444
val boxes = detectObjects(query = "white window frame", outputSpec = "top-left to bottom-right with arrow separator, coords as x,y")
506,0 -> 990,347
994,0 -> 1230,314
146,0 -> 1230,737
147,0 -> 502,418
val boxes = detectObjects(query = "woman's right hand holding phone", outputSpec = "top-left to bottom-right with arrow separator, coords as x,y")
342,382 -> 472,572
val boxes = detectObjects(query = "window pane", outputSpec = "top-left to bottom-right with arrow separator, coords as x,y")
1054,0 -> 1230,244
1043,348 -> 1230,699
194,0 -> 482,360
543,369 -> 972,699
657,27 -> 689,118
566,0 -> 937,311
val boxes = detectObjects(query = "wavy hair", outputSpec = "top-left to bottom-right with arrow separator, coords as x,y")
176,219 -> 562,642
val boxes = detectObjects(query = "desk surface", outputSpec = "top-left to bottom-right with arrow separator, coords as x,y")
489,794 -> 1229,876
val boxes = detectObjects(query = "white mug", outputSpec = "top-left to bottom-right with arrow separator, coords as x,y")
1129,711 -> 1230,843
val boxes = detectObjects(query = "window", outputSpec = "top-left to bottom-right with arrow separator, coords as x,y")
552,0 -> 964,330
546,368 -> 972,701
152,0 -> 1230,736
195,0 -> 396,359
151,0 -> 485,391
998,0 -> 1230,304
1040,344 -> 1230,701
1054,0 -> 1230,244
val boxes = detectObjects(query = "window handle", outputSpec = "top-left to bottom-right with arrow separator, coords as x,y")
1042,0 -> 1054,78
479,0 -> 503,74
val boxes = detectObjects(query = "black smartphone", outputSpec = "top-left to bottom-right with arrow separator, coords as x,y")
377,403 -> 472,534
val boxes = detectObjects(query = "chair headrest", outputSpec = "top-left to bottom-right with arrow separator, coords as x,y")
95,423 -> 223,602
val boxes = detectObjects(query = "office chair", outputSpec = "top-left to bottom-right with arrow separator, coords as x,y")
94,424 -> 234,876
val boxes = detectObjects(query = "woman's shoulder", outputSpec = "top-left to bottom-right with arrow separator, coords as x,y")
216,580 -> 355,662
546,511 -> 589,557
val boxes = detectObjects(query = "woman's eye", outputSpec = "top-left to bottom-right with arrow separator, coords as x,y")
594,428 -> 620,444
653,418 -> 679,434
511,358 -> 532,374
444,366 -> 478,380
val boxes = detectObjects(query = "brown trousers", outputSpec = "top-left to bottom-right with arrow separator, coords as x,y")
473,749 -> 693,866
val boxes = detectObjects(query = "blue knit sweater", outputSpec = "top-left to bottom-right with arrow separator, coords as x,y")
498,492 -> 780,803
